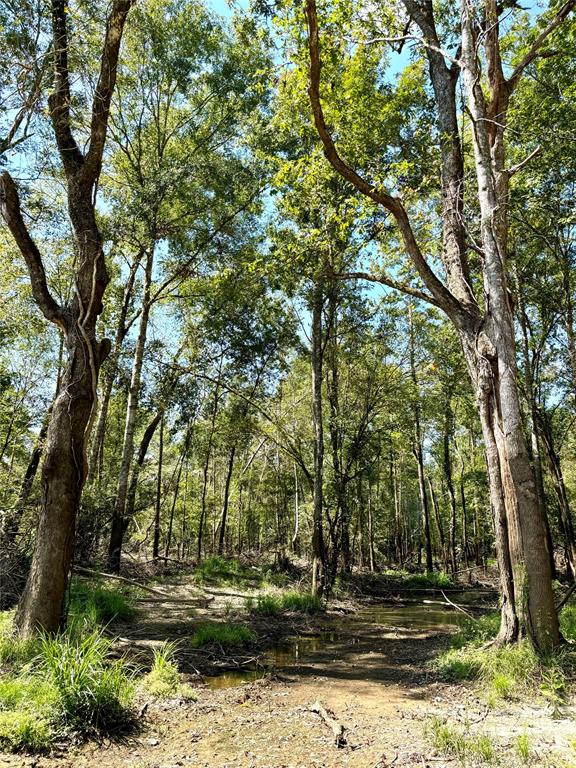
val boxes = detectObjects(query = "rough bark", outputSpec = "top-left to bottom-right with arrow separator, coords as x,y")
0,0 -> 132,635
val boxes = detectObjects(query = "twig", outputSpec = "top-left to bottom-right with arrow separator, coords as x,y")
309,700 -> 347,747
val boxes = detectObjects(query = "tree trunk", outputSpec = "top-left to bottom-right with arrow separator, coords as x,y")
152,414 -> 164,561
108,248 -> 154,572
311,272 -> 325,595
0,0 -> 131,636
217,443 -> 236,556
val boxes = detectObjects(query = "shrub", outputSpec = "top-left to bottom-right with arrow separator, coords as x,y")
190,622 -> 256,649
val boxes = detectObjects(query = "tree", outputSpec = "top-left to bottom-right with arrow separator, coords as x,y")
0,0 -> 133,634
300,0 -> 574,649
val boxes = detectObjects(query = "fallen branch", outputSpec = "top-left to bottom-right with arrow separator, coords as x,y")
440,590 -> 476,619
309,700 -> 347,747
556,581 -> 576,613
72,566 -> 171,597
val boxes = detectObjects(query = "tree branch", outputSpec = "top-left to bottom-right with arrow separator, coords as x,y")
83,0 -> 134,186
0,171 -> 66,330
334,270 -> 441,307
507,0 -> 575,92
48,0 -> 84,175
304,0 -> 464,320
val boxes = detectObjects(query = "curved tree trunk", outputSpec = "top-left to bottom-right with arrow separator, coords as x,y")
0,0 -> 132,635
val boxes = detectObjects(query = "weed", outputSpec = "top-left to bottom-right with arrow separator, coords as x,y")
140,642 -> 195,700
190,622 -> 256,649
381,570 -> 455,589
0,710 -> 53,752
429,717 -> 498,765
515,732 -> 531,763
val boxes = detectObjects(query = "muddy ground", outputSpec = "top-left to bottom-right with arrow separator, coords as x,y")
1,577 -> 575,768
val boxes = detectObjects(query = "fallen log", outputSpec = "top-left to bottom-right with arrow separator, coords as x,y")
310,700 -> 347,747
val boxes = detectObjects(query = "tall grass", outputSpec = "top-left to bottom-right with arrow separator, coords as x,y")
0,612 -> 135,751
37,629 -> 134,732
433,609 -> 576,706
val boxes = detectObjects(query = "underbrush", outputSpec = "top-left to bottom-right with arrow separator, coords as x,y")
190,621 -> 256,649
433,608 -> 576,708
246,590 -> 323,616
0,583 -> 139,751
381,569 -> 455,589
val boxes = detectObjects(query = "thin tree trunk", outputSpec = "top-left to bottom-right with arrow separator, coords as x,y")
152,414 -> 164,561
311,272 -> 325,595
217,443 -> 236,556
108,248 -> 154,572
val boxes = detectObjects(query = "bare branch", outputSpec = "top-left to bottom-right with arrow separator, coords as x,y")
347,33 -> 463,67
0,171 -> 66,330
504,145 -> 542,177
507,0 -> 575,91
304,0 -> 464,319
334,270 -> 441,307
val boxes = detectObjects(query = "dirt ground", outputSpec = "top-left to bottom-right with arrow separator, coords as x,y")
1,578 -> 575,768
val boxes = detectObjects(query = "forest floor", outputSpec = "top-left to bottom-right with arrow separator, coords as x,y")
1,573 -> 575,768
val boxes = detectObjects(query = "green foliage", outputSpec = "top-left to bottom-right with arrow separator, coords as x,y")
0,611 -> 39,667
190,622 -> 256,649
0,613 -> 134,751
68,582 -> 136,626
246,591 -> 323,616
380,570 -> 455,589
0,710 -> 53,752
36,629 -> 134,734
515,733 -> 531,763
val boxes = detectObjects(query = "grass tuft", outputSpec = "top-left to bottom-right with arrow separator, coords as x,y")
37,628 -> 134,733
246,591 -> 323,616
68,582 -> 136,626
190,622 -> 256,649
141,641 -> 195,700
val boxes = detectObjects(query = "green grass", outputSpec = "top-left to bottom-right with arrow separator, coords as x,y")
433,608 -> 576,706
190,622 -> 256,649
429,717 -> 498,765
192,557 -> 260,588
37,628 -> 134,733
0,612 -> 135,751
246,591 -> 323,616
141,642 -> 196,700
0,611 -> 39,667
68,581 -> 136,626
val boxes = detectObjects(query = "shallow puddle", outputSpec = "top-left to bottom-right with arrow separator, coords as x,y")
203,601 -> 477,689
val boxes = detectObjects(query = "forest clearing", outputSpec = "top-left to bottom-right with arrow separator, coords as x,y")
1,0 -> 576,764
